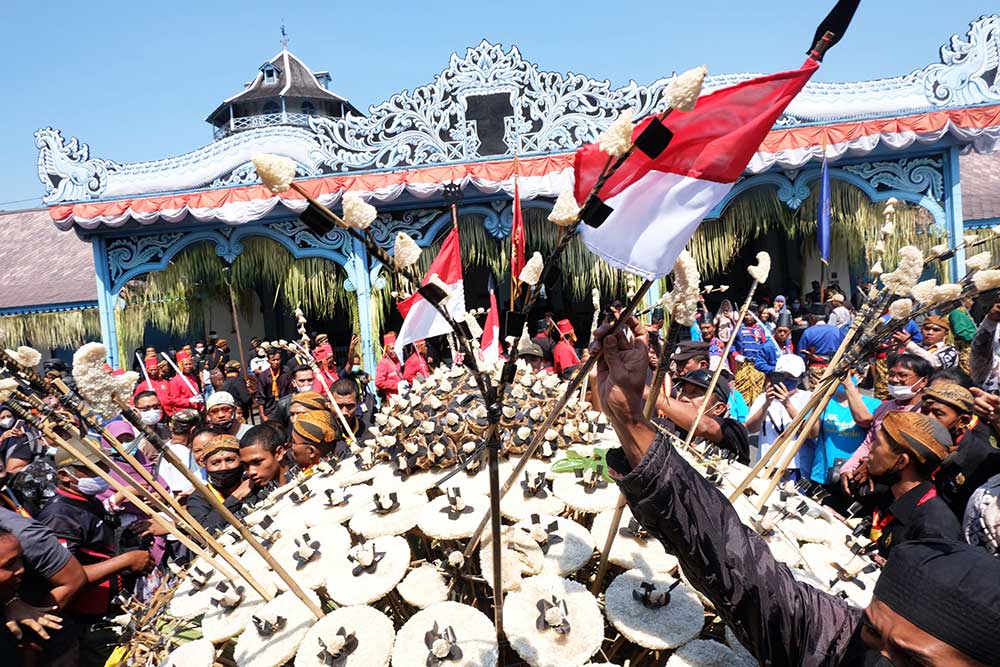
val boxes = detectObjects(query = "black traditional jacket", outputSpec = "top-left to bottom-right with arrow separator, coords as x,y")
608,432 -> 868,667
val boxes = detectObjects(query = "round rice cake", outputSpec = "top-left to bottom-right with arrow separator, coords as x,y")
503,575 -> 603,667
272,523 -> 352,591
167,562 -> 223,619
396,563 -> 449,609
326,536 -> 411,606
499,469 -> 566,521
479,526 -> 544,592
233,590 -> 320,667
295,605 -> 395,667
298,483 -> 375,528
201,577 -> 276,642
666,639 -> 742,667
552,471 -> 620,513
604,569 -> 704,650
512,515 -> 595,576
391,601 -> 497,667
162,638 -> 215,667
590,507 -> 677,573
349,492 -> 424,538
417,493 -> 488,540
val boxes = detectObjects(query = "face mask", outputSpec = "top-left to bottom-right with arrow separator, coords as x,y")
115,439 -> 140,458
351,365 -> 361,374
74,475 -> 110,496
139,408 -> 162,426
0,418 -> 13,430
195,347 -> 205,354
208,467 -> 244,489
210,419 -> 235,433
886,382 -> 919,400
872,455 -> 905,487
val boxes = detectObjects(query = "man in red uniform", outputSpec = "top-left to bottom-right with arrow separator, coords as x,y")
311,343 -> 339,394
133,355 -> 171,412
403,340 -> 431,382
375,332 -> 405,399
553,319 -> 581,379
166,350 -> 203,414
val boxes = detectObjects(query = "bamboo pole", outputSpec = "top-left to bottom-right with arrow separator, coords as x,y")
4,400 -> 237,581
113,399 -> 325,619
43,385 -> 276,599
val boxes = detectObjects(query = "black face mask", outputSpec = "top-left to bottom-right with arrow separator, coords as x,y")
210,419 -> 235,433
863,651 -> 894,666
208,467 -> 244,490
871,455 -> 905,487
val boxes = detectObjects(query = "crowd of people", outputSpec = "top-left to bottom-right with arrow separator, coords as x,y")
1,279 -> 999,665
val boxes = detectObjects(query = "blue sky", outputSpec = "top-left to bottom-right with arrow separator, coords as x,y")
0,0 -> 990,209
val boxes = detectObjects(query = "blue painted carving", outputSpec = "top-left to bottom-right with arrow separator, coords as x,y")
920,15 -> 1000,106
368,210 -> 443,250
842,157 -> 945,202
264,219 -> 353,262
107,233 -> 185,286
35,128 -> 120,205
711,156 -> 948,230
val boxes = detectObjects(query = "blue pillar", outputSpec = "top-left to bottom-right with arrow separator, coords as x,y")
92,237 -> 120,367
348,238 -> 378,375
944,146 -> 965,281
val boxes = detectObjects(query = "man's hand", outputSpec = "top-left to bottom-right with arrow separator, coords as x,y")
4,599 -> 62,640
592,316 -> 650,428
132,518 -> 171,539
892,330 -> 912,346
971,387 -> 1000,429
840,460 -> 872,496
125,550 -> 155,575
987,303 -> 1000,323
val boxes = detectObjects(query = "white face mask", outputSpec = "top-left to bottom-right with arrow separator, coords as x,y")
296,383 -> 313,393
0,418 -> 13,429
139,408 -> 163,426
887,382 -> 919,400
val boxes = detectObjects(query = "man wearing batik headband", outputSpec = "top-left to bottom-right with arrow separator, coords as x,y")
897,315 -> 959,370
289,410 -> 345,473
861,411 -> 962,558
553,319 -> 580,379
185,435 -> 252,531
921,382 -> 1000,519
592,317 -> 1000,666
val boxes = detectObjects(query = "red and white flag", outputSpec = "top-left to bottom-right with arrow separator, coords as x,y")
510,158 -> 526,299
395,227 -> 466,355
480,289 -> 501,365
576,58 -> 819,280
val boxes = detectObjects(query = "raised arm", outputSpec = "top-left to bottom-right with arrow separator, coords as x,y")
591,319 -> 862,667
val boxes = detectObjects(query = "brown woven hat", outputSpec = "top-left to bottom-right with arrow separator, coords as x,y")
291,391 -> 328,411
293,409 -> 340,447
924,383 -> 974,414
202,434 -> 241,461
922,314 -> 951,331
881,411 -> 953,466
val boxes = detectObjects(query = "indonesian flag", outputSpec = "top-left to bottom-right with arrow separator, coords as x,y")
480,289 -> 501,365
510,164 -> 526,297
576,58 -> 819,280
395,226 -> 466,355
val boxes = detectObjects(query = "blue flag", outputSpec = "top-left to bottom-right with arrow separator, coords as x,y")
817,158 -> 831,264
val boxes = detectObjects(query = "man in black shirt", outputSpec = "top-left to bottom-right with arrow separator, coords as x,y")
255,350 -> 292,421
591,315 -> 1000,666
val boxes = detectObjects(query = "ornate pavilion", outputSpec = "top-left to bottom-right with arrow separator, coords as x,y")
24,14 -> 1000,368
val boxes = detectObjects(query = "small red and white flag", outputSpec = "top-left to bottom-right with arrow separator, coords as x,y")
395,227 -> 466,355
480,289 -> 501,365
576,58 -> 819,280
